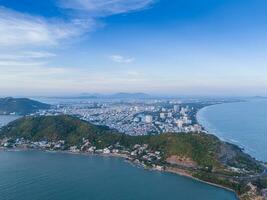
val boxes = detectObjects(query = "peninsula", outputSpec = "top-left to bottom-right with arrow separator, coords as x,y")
0,115 -> 266,200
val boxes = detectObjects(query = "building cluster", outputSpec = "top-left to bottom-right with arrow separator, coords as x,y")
40,101 -> 203,136
129,144 -> 163,169
0,138 -> 65,150
0,137 -> 164,170
262,188 -> 267,198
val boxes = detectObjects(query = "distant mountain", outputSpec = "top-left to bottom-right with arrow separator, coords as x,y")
47,92 -> 150,99
110,92 -> 150,99
0,97 -> 50,115
79,92 -> 151,99
80,93 -> 103,97
49,95 -> 99,99
251,96 -> 267,99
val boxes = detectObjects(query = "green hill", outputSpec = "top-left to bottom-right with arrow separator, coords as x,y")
0,115 -> 118,146
0,97 -> 50,115
0,115 -> 262,171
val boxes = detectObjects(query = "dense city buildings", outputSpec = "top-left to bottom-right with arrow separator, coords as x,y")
33,98 -> 214,136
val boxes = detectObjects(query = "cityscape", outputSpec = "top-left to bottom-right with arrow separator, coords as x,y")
33,97 -> 234,136
42,101 -> 202,135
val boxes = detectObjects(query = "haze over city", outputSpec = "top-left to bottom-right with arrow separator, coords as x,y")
1,0 -> 267,96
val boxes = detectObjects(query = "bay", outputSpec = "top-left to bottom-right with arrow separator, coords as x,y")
0,115 -> 20,127
0,151 -> 237,200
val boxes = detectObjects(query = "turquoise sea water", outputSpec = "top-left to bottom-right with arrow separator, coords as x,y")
197,100 -> 267,162
0,151 -> 237,200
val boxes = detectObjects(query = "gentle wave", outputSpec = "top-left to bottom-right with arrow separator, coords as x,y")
197,100 -> 267,161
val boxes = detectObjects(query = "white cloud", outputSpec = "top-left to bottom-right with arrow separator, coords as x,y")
21,51 -> 57,58
0,51 -> 56,60
110,55 -> 135,63
0,7 -> 92,47
0,0 -> 155,47
60,0 -> 154,16
0,1 -> 156,95
0,51 -> 56,68
0,0 -> 156,47
0,63 -> 149,95
0,60 -> 46,67
0,7 -> 93,79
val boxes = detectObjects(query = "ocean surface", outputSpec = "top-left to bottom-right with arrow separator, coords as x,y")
197,99 -> 267,162
0,151 -> 237,200
0,115 -> 20,127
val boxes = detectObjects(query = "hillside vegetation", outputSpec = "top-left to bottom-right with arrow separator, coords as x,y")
0,115 -> 118,146
0,115 -> 261,171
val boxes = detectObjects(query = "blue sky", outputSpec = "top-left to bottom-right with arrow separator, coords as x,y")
1,0 -> 267,96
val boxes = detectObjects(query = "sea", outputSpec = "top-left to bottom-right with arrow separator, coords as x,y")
197,99 -> 267,162
0,151 -> 237,200
0,115 -> 20,127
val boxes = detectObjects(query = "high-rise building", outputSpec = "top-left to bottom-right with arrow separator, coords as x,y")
160,113 -> 166,119
174,105 -> 180,112
176,120 -> 183,129
145,115 -> 153,123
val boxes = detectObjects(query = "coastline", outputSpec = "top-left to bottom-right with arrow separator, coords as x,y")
196,100 -> 267,163
164,167 -> 239,199
196,103 -> 249,155
196,104 -> 242,145
195,103 -> 267,200
0,147 -> 240,199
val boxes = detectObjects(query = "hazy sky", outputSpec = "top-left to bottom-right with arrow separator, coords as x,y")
1,0 -> 267,96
